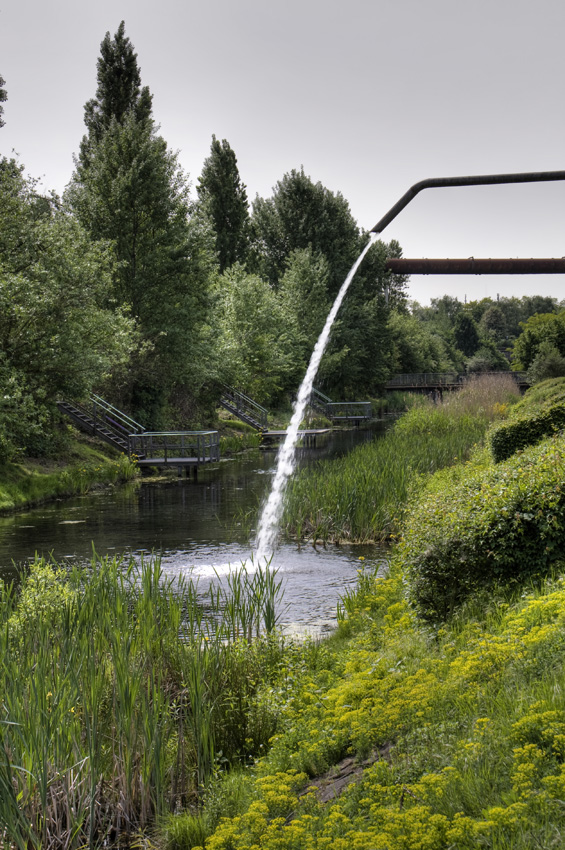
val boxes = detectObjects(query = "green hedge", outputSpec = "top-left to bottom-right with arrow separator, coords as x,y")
401,435 -> 565,622
489,401 -> 565,462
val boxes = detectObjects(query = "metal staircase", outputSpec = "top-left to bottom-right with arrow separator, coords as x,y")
219,386 -> 269,431
57,395 -> 146,457
310,388 -> 333,415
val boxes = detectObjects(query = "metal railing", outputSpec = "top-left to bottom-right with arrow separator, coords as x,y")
385,373 -> 460,388
129,431 -> 220,464
221,386 -> 268,430
91,394 -> 145,437
385,372 -> 528,389
326,402 -> 372,420
310,387 -> 333,413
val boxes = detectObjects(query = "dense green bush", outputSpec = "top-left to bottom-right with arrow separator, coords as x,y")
402,434 -> 565,622
512,377 -> 565,409
488,378 -> 565,462
489,401 -> 565,462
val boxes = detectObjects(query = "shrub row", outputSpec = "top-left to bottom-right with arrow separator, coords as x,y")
489,400 -> 565,462
400,434 -> 565,622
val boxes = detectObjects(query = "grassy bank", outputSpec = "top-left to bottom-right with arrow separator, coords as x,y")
4,377 -> 565,849
0,435 -> 138,512
218,416 -> 263,455
178,377 -> 565,849
185,559 -> 565,850
282,373 -> 521,543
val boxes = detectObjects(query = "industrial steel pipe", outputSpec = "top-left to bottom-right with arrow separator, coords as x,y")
371,170 -> 565,235
385,258 -> 565,275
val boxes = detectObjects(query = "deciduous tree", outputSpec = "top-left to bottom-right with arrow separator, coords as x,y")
250,167 -> 360,296
215,265 -> 301,405
0,158 -> 135,456
512,311 -> 565,370
454,312 -> 481,358
388,311 -> 453,374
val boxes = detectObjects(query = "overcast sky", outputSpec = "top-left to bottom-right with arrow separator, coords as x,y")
1,0 -> 564,304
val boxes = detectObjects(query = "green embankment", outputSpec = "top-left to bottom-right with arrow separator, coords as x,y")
0,435 -> 138,512
185,561 -> 565,850
4,376 -> 565,850
173,376 -> 565,850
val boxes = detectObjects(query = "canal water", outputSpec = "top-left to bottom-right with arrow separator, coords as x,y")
0,428 -> 388,636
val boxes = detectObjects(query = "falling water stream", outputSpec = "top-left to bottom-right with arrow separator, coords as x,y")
255,234 -> 378,561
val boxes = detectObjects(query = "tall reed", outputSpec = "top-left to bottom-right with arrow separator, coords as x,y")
0,553 -> 286,848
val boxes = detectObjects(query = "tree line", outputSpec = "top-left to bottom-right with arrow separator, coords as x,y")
0,22 -> 564,461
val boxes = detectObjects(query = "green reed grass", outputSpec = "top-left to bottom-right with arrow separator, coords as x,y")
0,553 -> 287,849
219,432 -> 262,455
283,374 -> 520,543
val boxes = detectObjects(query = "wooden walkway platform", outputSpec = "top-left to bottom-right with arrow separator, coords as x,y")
135,456 -> 217,477
130,431 -> 220,471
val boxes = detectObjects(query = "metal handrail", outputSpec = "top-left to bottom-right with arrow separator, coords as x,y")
129,431 -> 220,463
90,394 -> 145,434
385,371 -> 528,387
222,386 -> 269,429
385,373 -> 459,387
326,402 -> 372,419
312,387 -> 333,405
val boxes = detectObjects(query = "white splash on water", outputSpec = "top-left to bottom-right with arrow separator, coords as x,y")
254,234 -> 378,562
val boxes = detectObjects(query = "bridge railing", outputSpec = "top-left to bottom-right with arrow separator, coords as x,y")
385,371 -> 529,389
326,402 -> 372,420
129,431 -> 220,464
385,373 -> 460,388
468,370 -> 528,384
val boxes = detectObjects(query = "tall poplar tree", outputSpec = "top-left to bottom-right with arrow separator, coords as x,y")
0,75 -> 7,128
68,22 -> 215,425
79,21 -> 152,165
197,136 -> 250,272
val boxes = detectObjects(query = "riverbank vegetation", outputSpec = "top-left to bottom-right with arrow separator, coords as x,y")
0,436 -> 137,513
0,555 -> 291,848
282,373 -> 520,543
3,377 -> 565,848
168,376 -> 565,850
180,559 -> 565,850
